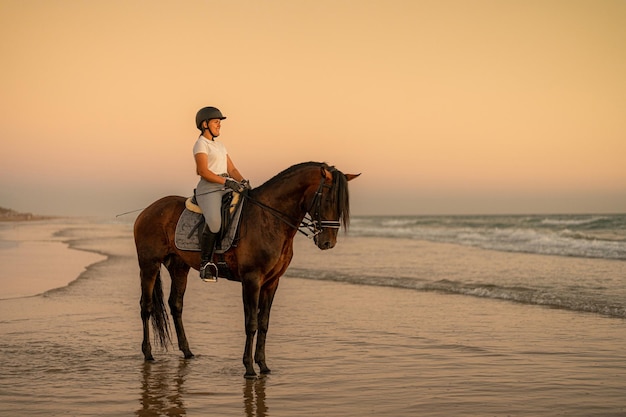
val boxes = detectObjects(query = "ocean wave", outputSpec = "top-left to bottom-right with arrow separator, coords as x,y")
539,216 -> 611,227
286,268 -> 626,319
350,215 -> 626,260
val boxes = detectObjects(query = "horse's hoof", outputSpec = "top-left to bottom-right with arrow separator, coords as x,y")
183,351 -> 195,359
244,371 -> 258,380
144,355 -> 155,362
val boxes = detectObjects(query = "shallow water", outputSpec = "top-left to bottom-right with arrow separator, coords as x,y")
0,219 -> 625,416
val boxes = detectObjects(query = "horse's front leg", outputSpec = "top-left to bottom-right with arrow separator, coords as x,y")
242,275 -> 261,378
255,279 -> 279,374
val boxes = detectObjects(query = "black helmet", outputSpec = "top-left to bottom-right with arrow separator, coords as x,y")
195,107 -> 226,130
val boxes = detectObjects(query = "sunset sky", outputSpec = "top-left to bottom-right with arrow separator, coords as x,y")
1,0 -> 625,216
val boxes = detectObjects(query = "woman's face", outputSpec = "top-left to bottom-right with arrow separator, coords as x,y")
206,119 -> 221,137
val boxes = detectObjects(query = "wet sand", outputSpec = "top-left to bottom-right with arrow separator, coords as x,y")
0,220 -> 625,416
0,221 -> 106,299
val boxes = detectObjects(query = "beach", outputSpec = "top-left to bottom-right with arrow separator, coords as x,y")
0,220 -> 107,299
0,218 -> 625,416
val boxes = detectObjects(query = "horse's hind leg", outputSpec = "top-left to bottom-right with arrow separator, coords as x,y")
165,255 -> 194,359
139,260 -> 160,361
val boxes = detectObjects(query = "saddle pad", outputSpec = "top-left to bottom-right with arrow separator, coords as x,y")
174,209 -> 203,251
174,199 -> 245,253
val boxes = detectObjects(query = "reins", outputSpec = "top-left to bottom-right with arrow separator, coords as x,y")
117,166 -> 344,239
241,175 -> 340,239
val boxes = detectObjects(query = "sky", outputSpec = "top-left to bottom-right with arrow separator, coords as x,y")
1,0 -> 625,216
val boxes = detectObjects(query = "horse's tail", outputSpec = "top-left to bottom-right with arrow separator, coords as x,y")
151,270 -> 171,349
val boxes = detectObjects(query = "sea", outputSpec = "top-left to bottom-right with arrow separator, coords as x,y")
291,214 -> 626,318
0,213 -> 625,416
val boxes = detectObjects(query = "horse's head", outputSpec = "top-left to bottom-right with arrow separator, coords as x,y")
308,165 -> 360,250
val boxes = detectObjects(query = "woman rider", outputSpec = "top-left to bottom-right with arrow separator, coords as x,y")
193,106 -> 247,281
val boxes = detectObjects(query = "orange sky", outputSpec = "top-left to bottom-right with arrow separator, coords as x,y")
1,0 -> 625,216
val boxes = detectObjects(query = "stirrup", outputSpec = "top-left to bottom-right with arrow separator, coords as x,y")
200,262 -> 218,282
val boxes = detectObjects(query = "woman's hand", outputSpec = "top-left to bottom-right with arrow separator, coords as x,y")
224,178 -> 244,192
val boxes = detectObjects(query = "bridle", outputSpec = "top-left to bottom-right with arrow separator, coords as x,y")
304,177 -> 341,237
242,174 -> 341,239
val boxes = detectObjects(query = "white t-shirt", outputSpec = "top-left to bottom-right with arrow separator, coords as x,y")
193,136 -> 228,174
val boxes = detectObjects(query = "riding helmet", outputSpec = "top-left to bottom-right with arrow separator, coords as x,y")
195,107 -> 227,130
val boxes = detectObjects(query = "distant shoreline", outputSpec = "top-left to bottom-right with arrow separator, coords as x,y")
0,207 -> 57,222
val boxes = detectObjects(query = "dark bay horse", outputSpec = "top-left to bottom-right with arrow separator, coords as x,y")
133,162 -> 359,378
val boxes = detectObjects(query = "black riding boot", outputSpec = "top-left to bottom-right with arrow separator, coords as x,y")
199,225 -> 219,282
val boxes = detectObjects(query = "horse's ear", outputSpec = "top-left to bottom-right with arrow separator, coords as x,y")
322,167 -> 333,182
345,173 -> 361,181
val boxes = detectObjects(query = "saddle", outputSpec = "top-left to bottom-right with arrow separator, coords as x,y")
174,189 -> 245,255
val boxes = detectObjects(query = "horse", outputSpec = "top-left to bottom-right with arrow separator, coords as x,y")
133,161 -> 359,378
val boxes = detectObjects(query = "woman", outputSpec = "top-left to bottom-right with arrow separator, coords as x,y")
193,106 -> 247,281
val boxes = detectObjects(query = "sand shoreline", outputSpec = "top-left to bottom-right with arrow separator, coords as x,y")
0,220 -> 107,299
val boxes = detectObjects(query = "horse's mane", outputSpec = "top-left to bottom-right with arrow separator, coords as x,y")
255,161 -> 351,229
259,161 -> 322,187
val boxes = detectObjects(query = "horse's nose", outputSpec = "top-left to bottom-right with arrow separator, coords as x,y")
319,240 -> 335,250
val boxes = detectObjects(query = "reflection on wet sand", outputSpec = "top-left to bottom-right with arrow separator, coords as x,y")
136,359 -> 189,416
243,377 -> 268,417
136,358 -> 269,417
